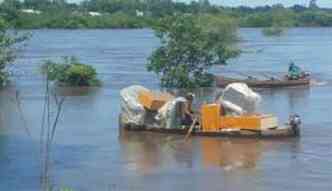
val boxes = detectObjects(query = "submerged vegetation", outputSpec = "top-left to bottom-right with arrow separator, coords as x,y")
1,0 -> 332,29
147,15 -> 239,88
42,57 -> 101,87
262,26 -> 285,36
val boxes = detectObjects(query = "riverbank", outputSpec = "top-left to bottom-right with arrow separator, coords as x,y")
7,13 -> 332,29
9,13 -> 153,29
3,7 -> 332,29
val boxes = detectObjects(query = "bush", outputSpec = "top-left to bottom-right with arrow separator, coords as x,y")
262,26 -> 285,36
0,17 -> 28,87
65,64 -> 99,86
42,57 -> 101,87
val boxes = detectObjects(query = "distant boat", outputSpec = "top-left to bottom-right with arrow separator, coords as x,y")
215,76 -> 311,88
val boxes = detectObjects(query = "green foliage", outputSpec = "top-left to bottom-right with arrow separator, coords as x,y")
296,11 -> 332,26
46,186 -> 74,191
59,187 -> 74,191
262,26 -> 285,36
42,57 -> 101,87
0,17 -> 28,87
12,12 -> 148,29
2,0 -> 332,28
147,15 -> 239,88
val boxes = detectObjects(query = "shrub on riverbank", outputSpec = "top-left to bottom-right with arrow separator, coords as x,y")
42,57 -> 101,87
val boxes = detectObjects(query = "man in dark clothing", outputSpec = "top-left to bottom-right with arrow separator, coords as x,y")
182,93 -> 195,126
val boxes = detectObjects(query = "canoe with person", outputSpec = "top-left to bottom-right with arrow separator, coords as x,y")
216,62 -> 311,88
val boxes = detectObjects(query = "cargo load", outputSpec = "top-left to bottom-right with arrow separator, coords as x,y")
119,84 -> 301,138
120,85 -> 175,127
218,83 -> 261,115
138,90 -> 173,111
155,97 -> 187,129
200,103 -> 278,132
120,85 -> 149,126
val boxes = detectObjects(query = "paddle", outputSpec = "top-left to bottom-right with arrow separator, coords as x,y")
185,117 -> 198,141
260,72 -> 282,81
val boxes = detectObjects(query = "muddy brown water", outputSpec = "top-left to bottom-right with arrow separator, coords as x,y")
0,28 -> 331,190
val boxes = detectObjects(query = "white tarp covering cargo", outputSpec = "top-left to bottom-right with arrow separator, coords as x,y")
220,83 -> 261,114
156,97 -> 186,129
120,85 -> 149,126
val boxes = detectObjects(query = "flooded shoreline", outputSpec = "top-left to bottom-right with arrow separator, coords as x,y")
0,28 -> 332,190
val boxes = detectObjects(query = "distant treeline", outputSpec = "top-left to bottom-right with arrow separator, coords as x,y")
1,0 -> 332,29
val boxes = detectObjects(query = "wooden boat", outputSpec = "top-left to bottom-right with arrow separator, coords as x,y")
215,76 -> 310,88
120,123 -> 300,139
120,86 -> 301,139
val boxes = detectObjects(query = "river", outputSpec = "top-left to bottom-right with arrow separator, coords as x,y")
0,28 -> 331,191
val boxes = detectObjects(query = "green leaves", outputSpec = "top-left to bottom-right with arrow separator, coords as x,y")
0,17 -> 28,87
65,63 -> 99,86
262,26 -> 285,36
41,57 -> 101,87
147,14 -> 239,88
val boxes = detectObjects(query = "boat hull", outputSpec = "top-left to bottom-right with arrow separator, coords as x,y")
120,122 -> 300,139
216,76 -> 310,88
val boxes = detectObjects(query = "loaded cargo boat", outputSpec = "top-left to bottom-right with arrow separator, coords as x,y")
119,84 -> 301,138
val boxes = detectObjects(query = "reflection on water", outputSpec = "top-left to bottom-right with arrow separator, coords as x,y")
54,86 -> 101,97
119,129 -> 191,174
119,128 -> 301,176
259,87 -> 311,114
200,138 -> 262,170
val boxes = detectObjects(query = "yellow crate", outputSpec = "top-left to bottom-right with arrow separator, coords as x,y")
200,104 -> 278,131
201,104 -> 221,132
221,115 -> 278,130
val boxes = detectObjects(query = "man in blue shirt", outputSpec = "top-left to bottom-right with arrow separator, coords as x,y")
288,62 -> 302,80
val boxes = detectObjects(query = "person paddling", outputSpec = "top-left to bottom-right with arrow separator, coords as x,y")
182,93 -> 195,126
288,61 -> 302,80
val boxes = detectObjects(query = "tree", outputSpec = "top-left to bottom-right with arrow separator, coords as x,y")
291,4 -> 307,12
0,18 -> 28,87
0,0 -> 21,22
309,0 -> 319,9
147,15 -> 239,88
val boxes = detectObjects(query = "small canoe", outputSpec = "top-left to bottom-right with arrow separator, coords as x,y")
215,76 -> 310,88
119,115 -> 301,139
